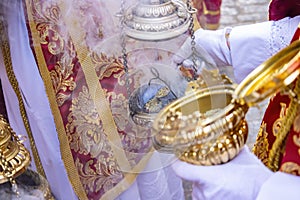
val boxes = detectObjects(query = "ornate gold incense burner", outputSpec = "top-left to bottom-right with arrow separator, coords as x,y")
0,115 -> 30,184
152,40 -> 300,165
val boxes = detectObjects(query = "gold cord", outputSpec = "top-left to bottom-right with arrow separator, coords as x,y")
268,78 -> 300,171
0,19 -> 46,178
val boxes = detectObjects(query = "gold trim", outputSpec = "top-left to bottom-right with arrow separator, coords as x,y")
152,84 -> 249,165
268,78 -> 300,171
202,1 -> 220,16
58,0 -> 132,173
204,23 -> 220,30
0,18 -> 46,178
268,0 -> 274,20
24,1 -> 88,199
58,0 -> 152,198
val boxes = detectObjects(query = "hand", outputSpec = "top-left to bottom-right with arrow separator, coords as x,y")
172,146 -> 272,200
257,171 -> 300,200
173,28 -> 232,72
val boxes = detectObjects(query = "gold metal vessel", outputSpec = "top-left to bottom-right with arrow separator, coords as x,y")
0,115 -> 31,184
152,40 -> 300,165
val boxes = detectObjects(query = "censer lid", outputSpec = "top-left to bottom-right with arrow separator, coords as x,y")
0,115 -> 31,184
234,40 -> 300,106
123,0 -> 193,41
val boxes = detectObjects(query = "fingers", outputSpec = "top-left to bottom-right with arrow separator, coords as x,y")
173,37 -> 193,64
173,28 -> 218,70
171,159 -> 203,182
171,159 -> 223,183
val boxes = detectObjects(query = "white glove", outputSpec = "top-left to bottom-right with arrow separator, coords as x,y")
173,28 -> 232,71
172,146 -> 272,200
175,16 -> 300,83
256,171 -> 300,200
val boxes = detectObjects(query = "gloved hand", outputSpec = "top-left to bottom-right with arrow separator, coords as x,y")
175,16 -> 300,83
256,171 -> 300,200
172,146 -> 273,200
173,27 -> 232,72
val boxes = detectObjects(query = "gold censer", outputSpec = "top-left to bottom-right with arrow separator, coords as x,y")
152,40 -> 300,165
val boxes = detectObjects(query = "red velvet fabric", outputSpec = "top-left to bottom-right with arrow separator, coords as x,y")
269,0 -> 300,21
193,0 -> 222,29
258,27 -> 300,174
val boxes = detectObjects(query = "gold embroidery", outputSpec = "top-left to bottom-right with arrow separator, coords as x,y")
25,1 -> 88,199
252,122 -> 269,166
281,162 -> 300,175
268,80 -> 300,172
34,5 -> 64,55
202,1 -> 220,16
0,19 -> 46,178
294,134 -> 300,156
66,85 -> 137,195
51,55 -> 76,106
272,102 -> 287,137
108,92 -> 129,132
66,86 -> 105,157
92,53 -> 124,81
75,156 -> 123,194
27,0 -> 156,198
31,2 -> 77,106
293,107 -> 300,133
292,108 -> 300,156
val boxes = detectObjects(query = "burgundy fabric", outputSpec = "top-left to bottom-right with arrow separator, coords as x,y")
258,27 -> 300,174
193,0 -> 222,29
269,0 -> 300,21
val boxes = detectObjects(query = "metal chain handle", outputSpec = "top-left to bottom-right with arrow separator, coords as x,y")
119,0 -> 131,97
119,0 -> 197,82
186,0 -> 198,77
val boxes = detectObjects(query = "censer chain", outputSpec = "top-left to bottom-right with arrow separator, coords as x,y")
186,0 -> 199,79
119,0 -> 182,102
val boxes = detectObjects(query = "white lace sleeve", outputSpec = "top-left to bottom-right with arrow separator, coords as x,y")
268,16 -> 300,57
229,15 -> 300,83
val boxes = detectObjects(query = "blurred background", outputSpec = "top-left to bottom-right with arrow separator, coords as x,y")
220,0 -> 269,28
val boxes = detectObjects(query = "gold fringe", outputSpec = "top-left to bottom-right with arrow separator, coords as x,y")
24,0 -> 88,199
0,16 -> 46,178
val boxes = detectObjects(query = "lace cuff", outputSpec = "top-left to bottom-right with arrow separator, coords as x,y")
268,16 -> 300,57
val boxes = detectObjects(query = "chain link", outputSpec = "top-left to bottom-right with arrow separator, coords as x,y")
0,149 -> 20,198
0,15 -> 46,179
119,0 -> 132,99
119,0 -> 197,94
186,0 -> 198,78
